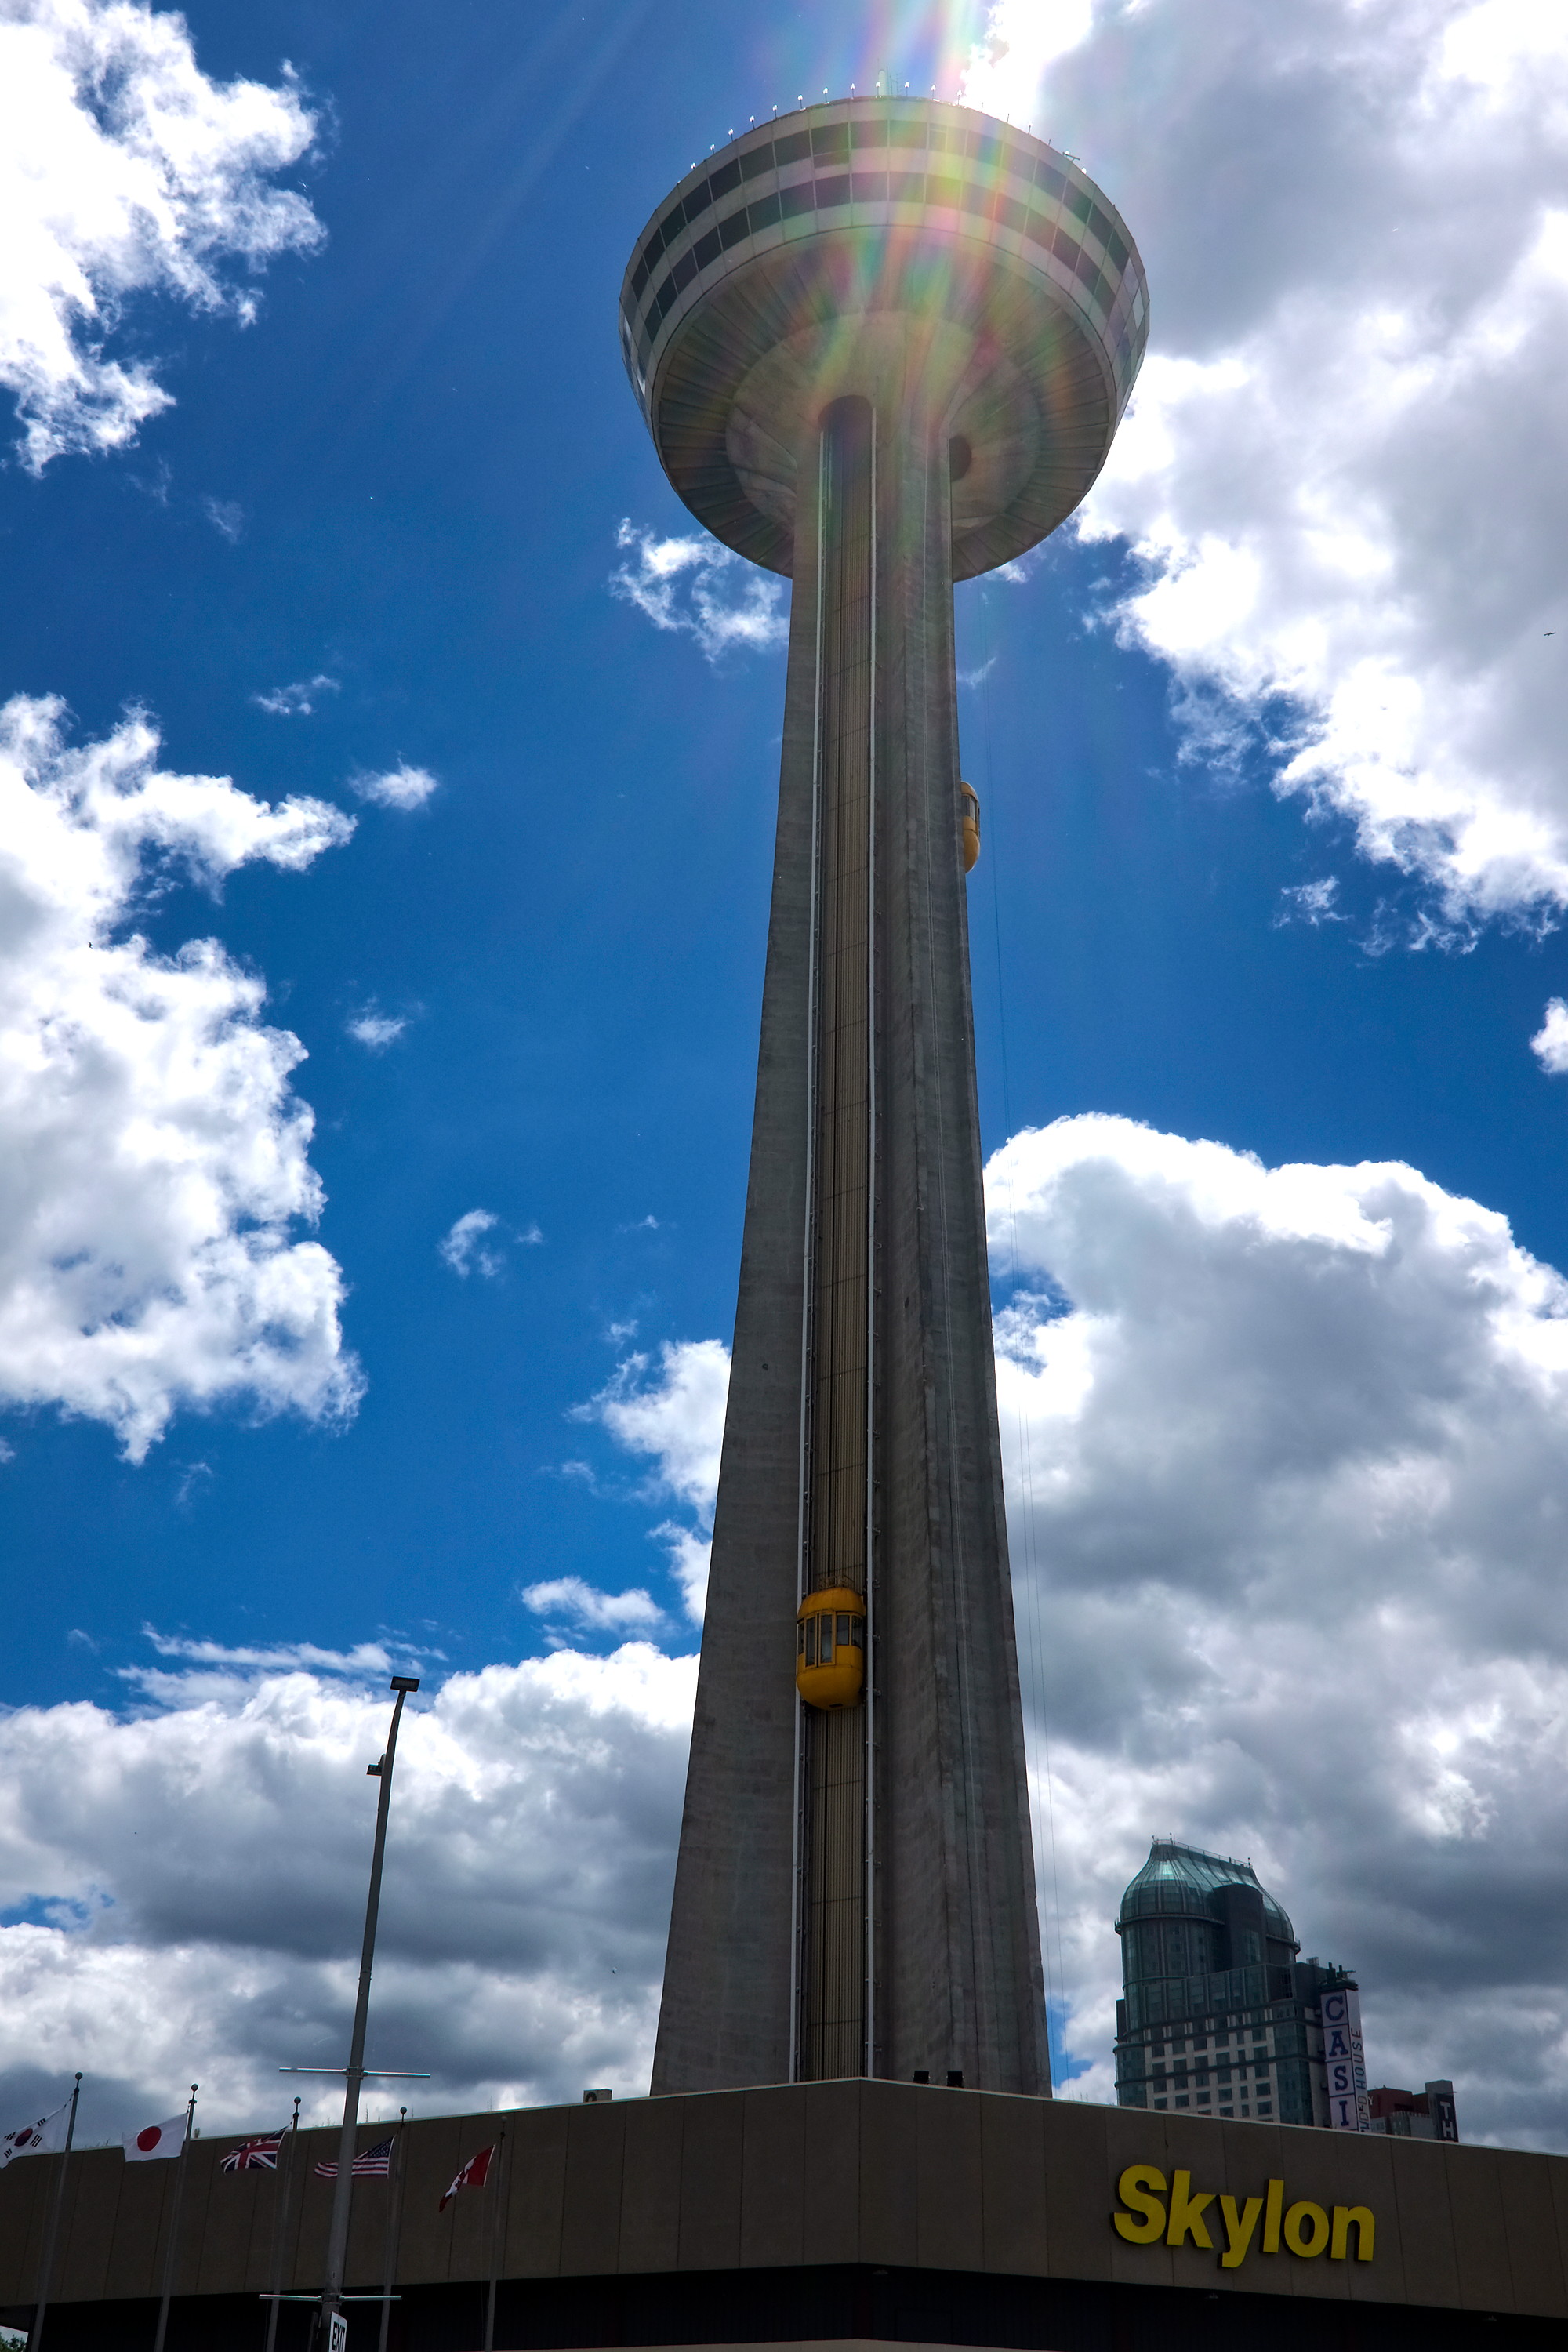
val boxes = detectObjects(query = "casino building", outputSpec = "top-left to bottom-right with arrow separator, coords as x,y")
1112,1838 -> 1461,2144
1113,1839 -> 1361,2127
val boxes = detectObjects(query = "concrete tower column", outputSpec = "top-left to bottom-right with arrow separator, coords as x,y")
652,375 -> 1046,2096
622,95 -> 1148,2101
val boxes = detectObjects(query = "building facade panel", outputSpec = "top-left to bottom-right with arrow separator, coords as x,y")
1498,2151 -> 1568,2318
673,2089 -> 746,2273
617,2093 -> 686,2274
736,2086 -> 806,2270
855,2078 -> 920,2269
100,2158 -> 161,2299
977,2092 -> 1051,2279
558,2100 -> 627,2277
1450,2144 -> 1522,2310
504,2102 -> 570,2281
798,2079 -> 862,2267
915,2084 -> 984,2272
1046,2100 -> 1119,2287
1329,2132 -> 1406,2307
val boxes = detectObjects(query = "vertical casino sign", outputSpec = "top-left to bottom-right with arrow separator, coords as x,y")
1323,1985 -> 1371,2131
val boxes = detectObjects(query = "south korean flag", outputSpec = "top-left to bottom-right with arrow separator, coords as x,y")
1,2098 -> 71,2168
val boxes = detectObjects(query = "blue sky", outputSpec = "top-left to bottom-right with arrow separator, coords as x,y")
6,0 -> 1568,2151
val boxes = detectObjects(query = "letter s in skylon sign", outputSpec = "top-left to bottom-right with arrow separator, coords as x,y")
1112,2164 -> 1167,2245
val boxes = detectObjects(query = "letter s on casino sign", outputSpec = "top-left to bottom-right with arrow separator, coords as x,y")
1112,2166 -> 1374,2269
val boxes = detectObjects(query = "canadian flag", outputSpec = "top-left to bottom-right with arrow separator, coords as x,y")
123,2114 -> 188,2162
0,2098 -> 71,2169
439,2143 -> 495,2211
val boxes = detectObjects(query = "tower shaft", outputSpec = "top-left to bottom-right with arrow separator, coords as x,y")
652,386 -> 1048,2096
800,398 -> 874,2083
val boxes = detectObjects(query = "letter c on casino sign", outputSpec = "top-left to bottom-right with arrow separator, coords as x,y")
1283,2201 -> 1330,2259
1112,2163 -> 1167,2245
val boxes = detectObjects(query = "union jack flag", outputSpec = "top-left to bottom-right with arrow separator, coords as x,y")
221,2134 -> 284,2173
315,2136 -> 394,2180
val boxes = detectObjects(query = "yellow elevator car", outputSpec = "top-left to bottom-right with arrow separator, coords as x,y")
960,781 -> 981,872
796,1588 -> 867,1709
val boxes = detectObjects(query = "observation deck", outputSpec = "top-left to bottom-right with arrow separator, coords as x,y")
618,98 -> 1148,579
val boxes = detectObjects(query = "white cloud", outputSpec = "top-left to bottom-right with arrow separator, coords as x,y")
581,1339 -> 728,1521
438,1208 -> 503,1279
521,1577 -> 664,1634
171,1457 -> 211,1508
1530,998 -> 1568,1075
650,1523 -> 712,1625
345,1008 -> 408,1051
138,1626 -> 405,1679
0,694 -> 360,1461
252,676 -> 339,717
959,0 -> 1094,122
351,764 -> 438,811
985,1112 -> 1568,2143
959,0 -> 1568,930
0,1640 -> 696,2134
201,496 -> 244,543
435,1213 -> 536,1282
0,0 -> 323,472
1276,877 -> 1343,929
570,1341 -> 728,1624
610,521 -> 789,662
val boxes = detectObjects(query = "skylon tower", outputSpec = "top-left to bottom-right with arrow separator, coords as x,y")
619,95 -> 1147,2096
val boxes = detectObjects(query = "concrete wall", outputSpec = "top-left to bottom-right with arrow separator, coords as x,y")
5,2083 -> 1566,2324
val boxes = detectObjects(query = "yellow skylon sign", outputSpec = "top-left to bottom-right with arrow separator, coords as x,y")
1112,2165 -> 1374,2270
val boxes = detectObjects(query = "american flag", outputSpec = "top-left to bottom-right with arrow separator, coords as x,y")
314,2136 -> 394,2180
221,2134 -> 284,2173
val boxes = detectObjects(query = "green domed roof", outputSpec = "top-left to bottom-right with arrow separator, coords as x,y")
1118,1838 -> 1296,1948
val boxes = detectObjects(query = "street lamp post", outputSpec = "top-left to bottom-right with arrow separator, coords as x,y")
319,1674 -> 420,2342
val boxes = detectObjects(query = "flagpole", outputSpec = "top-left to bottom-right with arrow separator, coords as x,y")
263,2098 -> 301,2352
322,1674 -> 419,2338
29,2071 -> 81,2352
151,2084 -> 198,2352
377,2108 -> 408,2352
483,2125 -> 509,2352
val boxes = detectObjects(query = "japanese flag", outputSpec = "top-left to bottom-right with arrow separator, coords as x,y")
123,2113 -> 187,2161
0,2098 -> 70,2168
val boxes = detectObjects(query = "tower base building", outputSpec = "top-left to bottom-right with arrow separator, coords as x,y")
0,2084 -> 1544,2350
